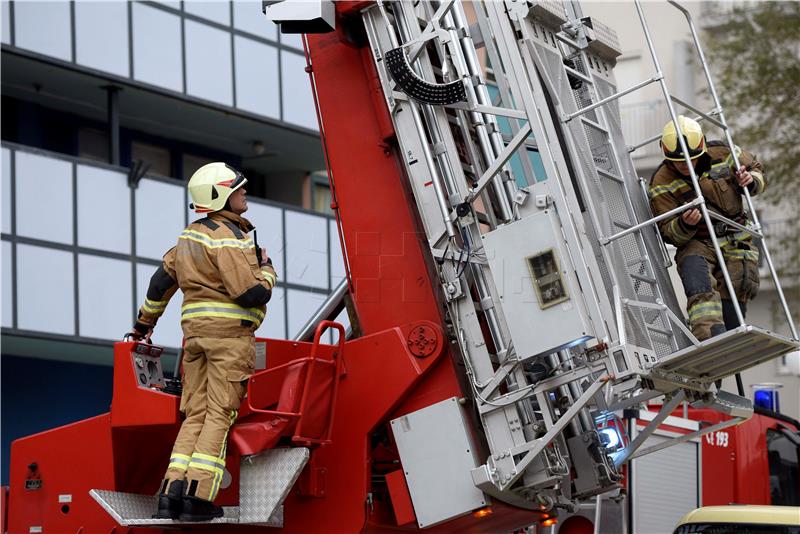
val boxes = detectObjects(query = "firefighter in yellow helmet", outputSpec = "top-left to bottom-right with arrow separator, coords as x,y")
648,116 -> 766,341
127,162 -> 277,521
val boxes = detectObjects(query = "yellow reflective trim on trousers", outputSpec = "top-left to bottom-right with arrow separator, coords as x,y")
192,452 -> 226,466
723,249 -> 759,262
688,302 -> 722,321
210,410 -> 237,501
168,461 -> 189,472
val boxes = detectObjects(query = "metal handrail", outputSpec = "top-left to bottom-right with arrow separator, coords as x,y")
664,0 -> 797,340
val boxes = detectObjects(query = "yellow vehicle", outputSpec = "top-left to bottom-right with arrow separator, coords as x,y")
674,505 -> 800,533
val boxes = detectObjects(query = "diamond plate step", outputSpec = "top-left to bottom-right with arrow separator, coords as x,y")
653,325 -> 799,382
89,447 -> 309,527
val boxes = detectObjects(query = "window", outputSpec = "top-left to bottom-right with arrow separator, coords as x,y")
14,1 -> 72,61
74,1 -> 129,77
184,1 -> 230,26
2,1 -> 11,45
17,244 -> 75,335
77,255 -> 132,340
78,128 -> 109,163
132,141 -> 172,178
234,36 -> 280,118
182,154 -> 215,181
15,151 -> 73,245
767,428 -> 800,505
311,174 -> 332,215
285,210 -> 328,289
233,1 -> 278,41
185,21 -> 233,106
281,52 -> 317,130
76,165 -> 131,254
132,3 -> 183,92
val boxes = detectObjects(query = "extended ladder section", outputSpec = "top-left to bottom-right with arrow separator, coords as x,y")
360,0 -> 798,522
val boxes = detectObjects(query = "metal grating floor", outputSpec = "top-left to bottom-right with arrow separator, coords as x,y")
89,447 -> 309,528
653,325 -> 799,382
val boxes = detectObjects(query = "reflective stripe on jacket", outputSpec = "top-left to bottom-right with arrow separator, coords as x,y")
648,143 -> 765,248
135,210 -> 278,338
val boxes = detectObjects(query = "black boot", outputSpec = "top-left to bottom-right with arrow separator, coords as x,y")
153,479 -> 184,520
179,495 -> 224,522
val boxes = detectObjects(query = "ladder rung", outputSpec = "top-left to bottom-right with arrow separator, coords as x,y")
629,272 -> 656,284
646,325 -> 673,337
627,258 -> 645,268
579,115 -> 608,134
597,167 -> 624,183
564,64 -> 593,84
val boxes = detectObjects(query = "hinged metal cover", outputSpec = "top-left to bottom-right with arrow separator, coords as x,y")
391,397 -> 486,528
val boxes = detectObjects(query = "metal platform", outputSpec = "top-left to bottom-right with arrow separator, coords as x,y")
90,447 -> 309,528
652,325 -> 799,382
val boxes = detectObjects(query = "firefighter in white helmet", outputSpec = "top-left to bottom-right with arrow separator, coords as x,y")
648,116 -> 766,341
128,162 -> 277,521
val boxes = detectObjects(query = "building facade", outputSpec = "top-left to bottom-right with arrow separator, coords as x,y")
1,0 -> 347,484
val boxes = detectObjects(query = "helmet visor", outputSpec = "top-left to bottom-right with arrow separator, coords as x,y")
222,164 -> 248,190
662,135 -> 705,161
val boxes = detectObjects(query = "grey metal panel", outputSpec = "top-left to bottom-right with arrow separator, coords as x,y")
88,489 -> 246,526
654,326 -> 799,381
238,447 -> 309,525
482,210 -> 593,359
631,434 -> 699,534
391,397 -> 487,528
88,447 -> 307,527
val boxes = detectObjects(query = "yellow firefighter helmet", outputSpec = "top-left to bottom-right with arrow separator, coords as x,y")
188,162 -> 247,213
661,116 -> 706,161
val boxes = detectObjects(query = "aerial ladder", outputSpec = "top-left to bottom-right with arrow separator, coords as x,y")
6,1 -> 798,533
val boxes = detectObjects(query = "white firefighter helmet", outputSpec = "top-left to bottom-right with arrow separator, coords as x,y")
187,162 -> 247,213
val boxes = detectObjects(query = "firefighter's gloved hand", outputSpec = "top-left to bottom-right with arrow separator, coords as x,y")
259,248 -> 271,267
126,322 -> 154,342
681,207 -> 702,227
735,165 -> 753,188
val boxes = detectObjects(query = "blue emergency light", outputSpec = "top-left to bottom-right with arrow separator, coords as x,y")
751,383 -> 782,413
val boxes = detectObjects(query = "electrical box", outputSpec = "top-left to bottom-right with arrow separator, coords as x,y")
482,210 -> 594,360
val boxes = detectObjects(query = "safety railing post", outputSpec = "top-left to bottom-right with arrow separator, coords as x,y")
667,0 -> 798,339
633,0 -> 746,328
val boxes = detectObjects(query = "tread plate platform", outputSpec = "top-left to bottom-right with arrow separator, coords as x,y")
90,447 -> 309,528
652,325 -> 798,382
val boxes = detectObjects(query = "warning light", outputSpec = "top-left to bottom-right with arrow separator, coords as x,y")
473,507 -> 493,519
541,518 -> 558,527
751,383 -> 782,412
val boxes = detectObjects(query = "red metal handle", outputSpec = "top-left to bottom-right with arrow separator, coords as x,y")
295,321 -> 346,445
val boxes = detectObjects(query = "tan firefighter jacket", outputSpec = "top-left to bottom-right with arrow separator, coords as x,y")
134,210 -> 278,339
648,142 -> 766,252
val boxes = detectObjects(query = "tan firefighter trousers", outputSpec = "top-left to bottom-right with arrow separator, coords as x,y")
163,336 -> 255,502
676,238 -> 760,341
